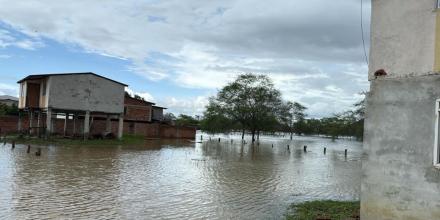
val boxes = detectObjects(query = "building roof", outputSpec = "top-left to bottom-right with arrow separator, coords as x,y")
124,94 -> 155,105
153,105 -> 167,109
0,95 -> 18,101
17,72 -> 128,86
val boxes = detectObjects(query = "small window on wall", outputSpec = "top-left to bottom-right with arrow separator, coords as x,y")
434,99 -> 440,166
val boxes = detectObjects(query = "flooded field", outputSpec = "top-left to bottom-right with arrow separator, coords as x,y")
0,133 -> 362,219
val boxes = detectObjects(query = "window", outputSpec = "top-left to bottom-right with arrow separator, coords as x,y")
434,99 -> 440,166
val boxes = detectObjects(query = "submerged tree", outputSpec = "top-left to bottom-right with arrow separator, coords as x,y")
281,101 -> 308,139
201,73 -> 284,142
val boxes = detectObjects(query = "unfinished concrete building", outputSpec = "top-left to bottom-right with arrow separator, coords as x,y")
362,0 -> 440,219
17,72 -> 126,139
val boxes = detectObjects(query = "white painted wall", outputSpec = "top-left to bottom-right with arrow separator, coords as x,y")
369,0 -> 437,80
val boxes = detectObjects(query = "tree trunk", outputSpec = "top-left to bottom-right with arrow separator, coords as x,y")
257,130 -> 260,140
290,132 -> 293,140
251,130 -> 256,142
241,129 -> 245,140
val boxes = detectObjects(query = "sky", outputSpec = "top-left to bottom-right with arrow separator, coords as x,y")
0,0 -> 371,118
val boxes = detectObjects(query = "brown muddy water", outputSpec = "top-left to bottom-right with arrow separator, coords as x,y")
0,132 -> 361,220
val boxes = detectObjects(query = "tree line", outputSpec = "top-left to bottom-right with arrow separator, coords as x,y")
196,73 -> 365,142
124,73 -> 365,141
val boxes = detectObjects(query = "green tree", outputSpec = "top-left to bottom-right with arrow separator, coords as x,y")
280,101 -> 308,139
175,114 -> 200,127
0,103 -> 18,116
203,73 -> 284,142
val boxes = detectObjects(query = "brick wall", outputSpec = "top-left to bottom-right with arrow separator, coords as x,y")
125,106 -> 151,121
0,115 -> 196,139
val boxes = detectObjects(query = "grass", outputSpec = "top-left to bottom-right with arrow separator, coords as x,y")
286,200 -> 360,220
2,134 -> 146,146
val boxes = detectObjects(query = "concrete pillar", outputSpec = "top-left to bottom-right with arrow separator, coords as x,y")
84,111 -> 90,140
106,115 -> 112,133
37,112 -> 41,137
29,111 -> 34,135
46,108 -> 52,136
63,113 -> 68,136
72,114 -> 76,137
17,111 -> 22,132
117,114 -> 123,140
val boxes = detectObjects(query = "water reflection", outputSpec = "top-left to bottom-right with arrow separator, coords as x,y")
0,133 -> 361,219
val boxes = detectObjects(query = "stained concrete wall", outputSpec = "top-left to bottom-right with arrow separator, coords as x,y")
369,0 -> 437,80
47,74 -> 125,114
362,75 -> 440,219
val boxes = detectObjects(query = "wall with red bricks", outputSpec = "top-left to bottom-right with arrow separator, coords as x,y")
0,115 -> 196,139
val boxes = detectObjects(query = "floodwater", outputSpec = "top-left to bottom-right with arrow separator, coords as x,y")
0,132 -> 362,220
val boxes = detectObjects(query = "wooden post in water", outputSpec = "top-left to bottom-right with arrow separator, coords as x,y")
324,147 -> 327,154
36,148 -> 41,156
272,144 -> 273,148
27,145 -> 31,154
201,135 -> 203,140
287,145 -> 290,150
345,149 -> 348,157
303,145 -> 307,152
218,138 -> 221,142
12,141 -> 15,149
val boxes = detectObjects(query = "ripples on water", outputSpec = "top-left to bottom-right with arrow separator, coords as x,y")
0,133 -> 362,220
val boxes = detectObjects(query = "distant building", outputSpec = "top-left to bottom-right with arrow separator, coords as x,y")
124,93 -> 154,122
0,95 -> 18,107
17,72 -> 127,139
152,106 -> 166,122
362,1 -> 440,219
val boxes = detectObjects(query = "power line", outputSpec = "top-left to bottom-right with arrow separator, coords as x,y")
361,0 -> 369,66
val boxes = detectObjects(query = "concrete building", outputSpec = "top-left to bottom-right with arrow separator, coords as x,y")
362,0 -> 440,219
17,72 -> 126,139
0,95 -> 18,107
152,106 -> 166,122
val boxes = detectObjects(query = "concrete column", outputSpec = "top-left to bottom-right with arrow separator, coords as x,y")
106,115 -> 112,133
84,111 -> 90,140
46,108 -> 52,136
72,114 -> 76,137
17,111 -> 22,132
117,114 -> 123,140
29,111 -> 34,135
63,113 -> 68,136
37,112 -> 41,137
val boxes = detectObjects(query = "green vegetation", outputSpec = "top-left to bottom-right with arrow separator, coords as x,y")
3,134 -> 146,146
286,200 -> 360,220
202,73 -> 285,142
200,73 -> 366,141
0,103 -> 18,116
174,114 -> 200,127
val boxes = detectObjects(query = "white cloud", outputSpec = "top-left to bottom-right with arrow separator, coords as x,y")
0,28 -> 43,50
125,87 -> 155,102
162,95 -> 210,116
0,0 -> 371,117
0,83 -> 19,96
